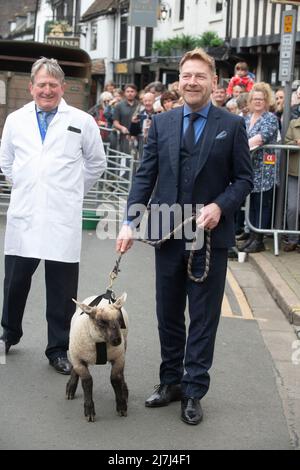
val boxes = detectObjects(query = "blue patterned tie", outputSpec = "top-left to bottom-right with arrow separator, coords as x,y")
39,111 -> 50,142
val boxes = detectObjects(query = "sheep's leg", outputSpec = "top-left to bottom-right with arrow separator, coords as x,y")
66,368 -> 79,399
82,373 -> 95,422
111,360 -> 128,417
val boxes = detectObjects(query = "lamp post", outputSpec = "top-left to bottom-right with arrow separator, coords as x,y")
159,2 -> 171,21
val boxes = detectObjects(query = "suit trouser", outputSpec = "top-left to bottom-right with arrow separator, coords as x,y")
155,239 -> 227,399
1,255 -> 79,360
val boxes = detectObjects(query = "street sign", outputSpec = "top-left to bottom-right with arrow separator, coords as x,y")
278,10 -> 296,81
128,0 -> 158,27
46,36 -> 80,48
270,0 -> 300,5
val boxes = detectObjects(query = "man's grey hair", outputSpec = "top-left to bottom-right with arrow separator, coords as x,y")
30,57 -> 65,84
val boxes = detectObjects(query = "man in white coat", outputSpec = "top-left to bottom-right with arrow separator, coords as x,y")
0,57 -> 106,374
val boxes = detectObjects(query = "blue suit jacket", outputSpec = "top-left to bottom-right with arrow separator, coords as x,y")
126,104 -> 253,248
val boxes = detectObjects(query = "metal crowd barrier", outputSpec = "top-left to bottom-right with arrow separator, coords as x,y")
82,144 -> 134,227
98,125 -> 144,175
0,175 -> 11,215
244,143 -> 300,255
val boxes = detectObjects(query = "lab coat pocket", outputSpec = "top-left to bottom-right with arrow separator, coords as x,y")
8,185 -> 34,218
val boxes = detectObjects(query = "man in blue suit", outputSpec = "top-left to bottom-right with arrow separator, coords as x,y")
116,48 -> 253,425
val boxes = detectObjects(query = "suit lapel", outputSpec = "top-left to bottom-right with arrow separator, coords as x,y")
195,105 -> 221,177
168,107 -> 183,181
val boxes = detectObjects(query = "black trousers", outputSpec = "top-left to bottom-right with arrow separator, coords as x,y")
1,255 -> 79,360
155,239 -> 228,399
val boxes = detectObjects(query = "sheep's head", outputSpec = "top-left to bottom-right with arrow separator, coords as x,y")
73,293 -> 127,347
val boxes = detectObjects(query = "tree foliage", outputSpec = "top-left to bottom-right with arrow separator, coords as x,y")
152,31 -> 224,56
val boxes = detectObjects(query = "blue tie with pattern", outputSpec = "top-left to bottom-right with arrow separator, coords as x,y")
38,111 -> 51,142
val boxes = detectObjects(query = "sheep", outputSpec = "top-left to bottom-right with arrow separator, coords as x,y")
66,292 -> 128,422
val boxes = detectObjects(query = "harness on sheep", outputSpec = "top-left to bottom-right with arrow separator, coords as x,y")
81,263 -> 126,365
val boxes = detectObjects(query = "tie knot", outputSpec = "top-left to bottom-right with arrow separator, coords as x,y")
189,112 -> 200,123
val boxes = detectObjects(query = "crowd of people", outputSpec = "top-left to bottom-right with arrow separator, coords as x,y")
90,60 -> 300,255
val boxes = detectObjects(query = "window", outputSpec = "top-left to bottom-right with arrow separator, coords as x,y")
179,0 -> 185,21
90,22 -> 97,50
56,2 -> 64,20
210,0 -> 223,21
135,27 -> 140,58
216,0 -> 223,14
54,0 -> 73,28
120,15 -> 128,59
145,28 -> 153,57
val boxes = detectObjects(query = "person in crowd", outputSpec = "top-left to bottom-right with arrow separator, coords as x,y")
160,90 -> 180,112
146,81 -> 166,113
0,57 -> 106,374
113,83 -> 139,153
137,89 -> 146,106
116,48 -> 253,425
112,88 -> 124,104
236,92 -> 250,118
226,94 -> 245,256
226,61 -> 254,97
211,85 -> 228,107
100,91 -> 115,128
290,86 -> 300,120
291,85 -> 300,107
235,92 -> 251,240
129,92 -> 156,143
226,98 -> 239,114
232,84 -> 246,99
168,81 -> 180,95
93,91 -> 113,142
274,88 -> 285,133
104,80 -> 116,94
103,88 -> 123,150
239,82 -> 279,253
283,118 -> 300,252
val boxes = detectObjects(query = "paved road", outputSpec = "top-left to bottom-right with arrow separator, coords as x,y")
0,221 -> 296,450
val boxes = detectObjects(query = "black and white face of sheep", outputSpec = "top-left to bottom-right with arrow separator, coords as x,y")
74,294 -> 126,347
66,293 -> 128,422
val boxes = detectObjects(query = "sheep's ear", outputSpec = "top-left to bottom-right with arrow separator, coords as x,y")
72,299 -> 97,317
114,292 -> 127,309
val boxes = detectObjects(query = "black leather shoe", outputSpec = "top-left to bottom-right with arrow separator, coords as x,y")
181,397 -> 203,425
0,334 -> 19,354
145,384 -> 182,407
243,239 -> 265,253
49,356 -> 72,375
236,231 -> 250,242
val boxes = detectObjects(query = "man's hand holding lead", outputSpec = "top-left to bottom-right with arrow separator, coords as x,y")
116,225 -> 134,253
196,203 -> 221,230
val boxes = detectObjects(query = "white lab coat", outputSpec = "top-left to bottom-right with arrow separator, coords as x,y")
0,98 -> 106,262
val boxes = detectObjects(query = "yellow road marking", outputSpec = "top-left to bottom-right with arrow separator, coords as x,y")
221,293 -> 234,317
226,268 -> 254,320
